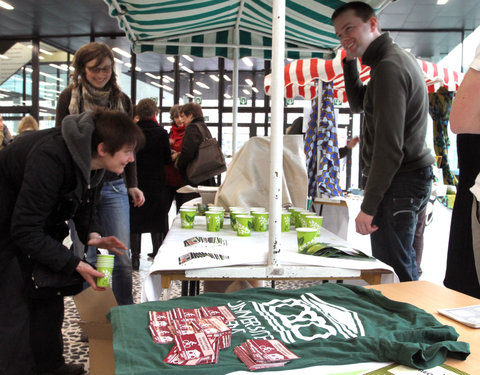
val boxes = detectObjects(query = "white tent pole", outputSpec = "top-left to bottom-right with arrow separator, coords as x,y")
267,0 -> 285,269
232,46 -> 239,156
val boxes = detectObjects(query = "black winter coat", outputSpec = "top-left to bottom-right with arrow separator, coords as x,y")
130,119 -> 172,233
0,127 -> 102,279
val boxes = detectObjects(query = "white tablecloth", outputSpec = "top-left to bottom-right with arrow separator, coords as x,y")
142,216 -> 393,301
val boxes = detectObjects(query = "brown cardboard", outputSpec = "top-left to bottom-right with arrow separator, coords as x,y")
73,287 -> 117,375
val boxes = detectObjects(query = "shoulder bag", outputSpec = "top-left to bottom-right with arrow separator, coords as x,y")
186,123 -> 226,185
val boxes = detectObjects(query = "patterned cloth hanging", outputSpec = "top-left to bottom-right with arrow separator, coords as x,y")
316,81 -> 343,197
305,94 -> 319,197
304,81 -> 343,198
428,87 -> 457,186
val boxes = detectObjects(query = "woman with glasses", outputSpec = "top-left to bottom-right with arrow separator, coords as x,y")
56,42 -> 144,306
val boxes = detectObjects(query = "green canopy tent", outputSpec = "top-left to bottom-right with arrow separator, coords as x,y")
104,0 -> 392,273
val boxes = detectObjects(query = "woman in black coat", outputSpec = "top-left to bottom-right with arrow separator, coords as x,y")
130,99 -> 172,267
0,110 -> 144,375
176,102 -> 216,187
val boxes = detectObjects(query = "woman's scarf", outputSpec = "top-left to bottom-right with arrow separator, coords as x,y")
169,123 -> 186,152
68,79 -> 125,114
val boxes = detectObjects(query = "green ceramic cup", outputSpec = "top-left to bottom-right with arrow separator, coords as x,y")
306,215 -> 323,238
296,227 -> 317,253
281,212 -> 291,232
180,208 -> 196,229
236,215 -> 253,237
205,211 -> 222,232
252,211 -> 269,232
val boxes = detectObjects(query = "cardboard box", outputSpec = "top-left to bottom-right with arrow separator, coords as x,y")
73,287 -> 117,375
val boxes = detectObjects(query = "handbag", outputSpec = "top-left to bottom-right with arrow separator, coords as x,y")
186,123 -> 226,185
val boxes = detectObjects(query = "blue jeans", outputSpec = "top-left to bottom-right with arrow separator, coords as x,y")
371,166 -> 433,282
87,179 -> 133,305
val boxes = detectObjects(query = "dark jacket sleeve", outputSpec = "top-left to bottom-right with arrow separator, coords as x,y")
121,93 -> 138,188
162,129 -> 173,166
176,123 -> 204,179
339,146 -> 348,159
72,183 -> 104,243
55,87 -> 72,128
10,143 -> 81,274
343,58 -> 367,113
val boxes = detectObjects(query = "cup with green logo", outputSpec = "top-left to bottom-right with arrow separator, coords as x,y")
205,211 -> 222,232
236,214 -> 253,237
252,211 -> 269,232
208,207 -> 225,228
230,209 -> 249,231
180,208 -> 196,229
297,210 -> 312,228
281,211 -> 291,232
96,254 -> 115,287
296,227 -> 317,253
306,215 -> 323,238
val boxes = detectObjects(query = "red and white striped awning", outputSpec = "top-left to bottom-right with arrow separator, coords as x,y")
264,49 -> 463,103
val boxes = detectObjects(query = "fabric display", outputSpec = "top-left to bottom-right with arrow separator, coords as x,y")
109,283 -> 470,375
305,81 -> 343,198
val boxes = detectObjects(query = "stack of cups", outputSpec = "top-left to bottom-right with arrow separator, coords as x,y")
180,207 -> 197,229
96,254 -> 115,287
205,210 -> 223,232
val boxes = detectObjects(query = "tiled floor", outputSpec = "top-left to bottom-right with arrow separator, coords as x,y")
62,198 -> 453,373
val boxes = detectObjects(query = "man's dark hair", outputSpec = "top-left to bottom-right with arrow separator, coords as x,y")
181,102 -> 204,119
331,1 -> 376,22
135,98 -> 158,120
92,109 -> 145,155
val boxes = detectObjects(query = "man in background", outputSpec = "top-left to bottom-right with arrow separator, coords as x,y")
332,2 -> 434,281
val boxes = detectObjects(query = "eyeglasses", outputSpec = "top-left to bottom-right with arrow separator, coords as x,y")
86,65 -> 112,74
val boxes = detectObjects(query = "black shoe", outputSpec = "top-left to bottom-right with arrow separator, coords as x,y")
132,257 -> 140,271
147,252 -> 157,258
39,362 -> 85,375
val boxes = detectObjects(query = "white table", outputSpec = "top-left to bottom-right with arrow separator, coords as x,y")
142,216 -> 393,301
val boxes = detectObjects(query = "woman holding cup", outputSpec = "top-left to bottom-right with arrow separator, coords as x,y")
0,110 -> 144,375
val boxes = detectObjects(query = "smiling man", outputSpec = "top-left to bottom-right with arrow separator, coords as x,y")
332,2 -> 435,282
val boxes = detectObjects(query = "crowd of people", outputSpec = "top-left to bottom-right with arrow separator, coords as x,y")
1,2 -> 479,374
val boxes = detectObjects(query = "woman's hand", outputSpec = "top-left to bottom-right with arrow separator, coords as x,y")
87,235 -> 127,256
76,261 -> 107,291
128,187 -> 145,207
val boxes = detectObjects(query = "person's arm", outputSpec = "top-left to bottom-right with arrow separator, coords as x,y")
55,88 -> 72,128
10,145 -> 81,274
360,62 -> 406,217
450,67 -> 480,134
343,58 -> 367,113
176,124 -> 203,176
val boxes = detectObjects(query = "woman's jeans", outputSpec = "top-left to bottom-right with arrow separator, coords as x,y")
87,179 -> 133,305
371,166 -> 433,282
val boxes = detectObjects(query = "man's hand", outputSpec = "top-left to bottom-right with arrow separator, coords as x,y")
87,236 -> 127,256
76,261 -> 107,291
128,187 -> 145,207
355,210 -> 378,235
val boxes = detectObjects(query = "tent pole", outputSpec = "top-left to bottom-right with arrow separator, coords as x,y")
267,0 -> 286,270
232,46 -> 239,156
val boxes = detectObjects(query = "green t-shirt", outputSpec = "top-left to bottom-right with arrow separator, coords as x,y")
108,283 -> 470,374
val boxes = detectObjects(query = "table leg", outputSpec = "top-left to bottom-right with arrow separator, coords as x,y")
361,271 -> 382,285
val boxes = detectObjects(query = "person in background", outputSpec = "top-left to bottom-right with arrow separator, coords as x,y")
0,110 -> 144,375
444,42 -> 480,298
15,115 -> 39,140
0,114 -> 12,149
130,99 -> 172,269
176,102 -> 217,187
332,2 -> 434,281
56,41 -> 144,305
